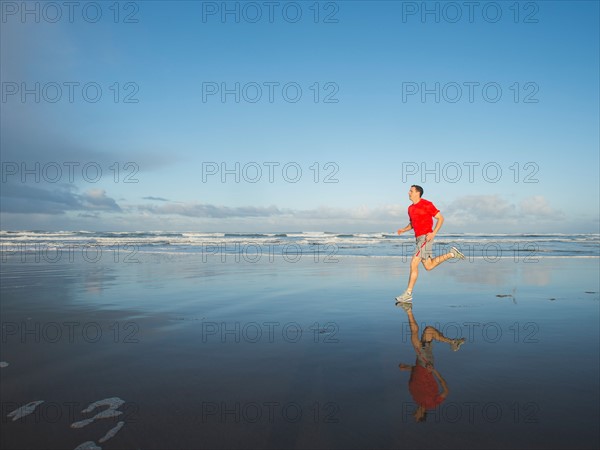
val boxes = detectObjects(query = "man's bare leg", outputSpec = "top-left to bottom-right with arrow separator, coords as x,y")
422,326 -> 453,344
406,308 -> 421,348
406,255 -> 421,292
421,251 -> 455,271
398,307 -> 420,371
398,248 -> 463,302
422,326 -> 465,351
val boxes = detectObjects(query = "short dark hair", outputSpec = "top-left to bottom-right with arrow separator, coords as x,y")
411,185 -> 424,197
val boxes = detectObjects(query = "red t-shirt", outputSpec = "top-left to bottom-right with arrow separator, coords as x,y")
408,365 -> 445,409
408,199 -> 440,237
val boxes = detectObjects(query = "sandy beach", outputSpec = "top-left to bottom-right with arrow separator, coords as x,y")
1,252 -> 598,449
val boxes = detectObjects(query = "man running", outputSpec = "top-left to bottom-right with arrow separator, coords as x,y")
395,185 -> 465,303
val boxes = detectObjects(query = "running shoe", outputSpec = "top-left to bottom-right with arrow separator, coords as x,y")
395,301 -> 413,312
395,291 -> 413,303
451,338 -> 465,351
450,246 -> 466,260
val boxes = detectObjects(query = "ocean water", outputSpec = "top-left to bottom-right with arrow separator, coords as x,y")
1,230 -> 599,259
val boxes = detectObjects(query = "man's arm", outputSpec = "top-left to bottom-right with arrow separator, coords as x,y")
426,212 -> 444,241
397,223 -> 413,235
432,368 -> 449,398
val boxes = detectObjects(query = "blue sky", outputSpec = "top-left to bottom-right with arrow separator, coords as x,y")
1,0 -> 598,232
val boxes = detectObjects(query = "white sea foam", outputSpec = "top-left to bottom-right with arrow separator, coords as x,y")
1,231 -> 598,257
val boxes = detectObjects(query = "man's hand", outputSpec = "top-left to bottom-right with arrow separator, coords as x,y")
425,232 -> 436,242
397,229 -> 405,235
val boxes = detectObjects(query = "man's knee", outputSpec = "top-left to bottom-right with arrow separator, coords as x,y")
422,326 -> 436,340
422,259 -> 434,271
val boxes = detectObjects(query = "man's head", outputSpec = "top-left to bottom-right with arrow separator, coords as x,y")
409,185 -> 423,202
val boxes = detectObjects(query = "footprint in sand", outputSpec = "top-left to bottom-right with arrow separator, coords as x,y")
71,397 -> 125,429
3,364 -> 128,449
98,421 -> 125,443
7,401 -> 44,421
82,397 -> 125,414
73,442 -> 101,450
72,397 -> 127,449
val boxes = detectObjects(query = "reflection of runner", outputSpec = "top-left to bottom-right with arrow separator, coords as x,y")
397,302 -> 464,423
396,185 -> 465,303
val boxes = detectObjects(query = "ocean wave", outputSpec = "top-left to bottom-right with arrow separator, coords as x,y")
1,230 -> 598,258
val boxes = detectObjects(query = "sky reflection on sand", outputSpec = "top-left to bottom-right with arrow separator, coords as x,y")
1,255 -> 598,449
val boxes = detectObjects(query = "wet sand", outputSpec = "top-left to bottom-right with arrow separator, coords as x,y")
1,253 -> 599,449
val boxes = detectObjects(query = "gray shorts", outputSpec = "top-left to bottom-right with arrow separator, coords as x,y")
414,235 -> 433,260
416,341 -> 434,368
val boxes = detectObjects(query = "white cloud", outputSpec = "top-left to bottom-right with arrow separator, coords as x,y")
3,192 -> 589,233
519,195 -> 563,218
441,194 -> 566,231
137,202 -> 287,218
82,189 -> 122,212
